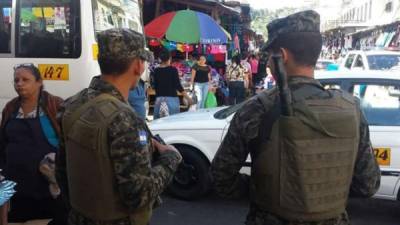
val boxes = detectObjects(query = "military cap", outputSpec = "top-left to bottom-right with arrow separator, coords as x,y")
97,28 -> 153,62
263,10 -> 320,51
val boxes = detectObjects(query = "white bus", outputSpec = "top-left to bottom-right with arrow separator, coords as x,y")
0,0 -> 144,109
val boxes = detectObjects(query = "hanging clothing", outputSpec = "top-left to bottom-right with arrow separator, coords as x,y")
234,34 -> 240,52
214,53 -> 225,62
210,45 -> 227,54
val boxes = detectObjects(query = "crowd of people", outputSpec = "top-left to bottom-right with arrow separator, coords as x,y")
130,47 -> 276,120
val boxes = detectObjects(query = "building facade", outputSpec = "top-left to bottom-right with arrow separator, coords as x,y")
323,0 -> 400,32
322,0 -> 400,54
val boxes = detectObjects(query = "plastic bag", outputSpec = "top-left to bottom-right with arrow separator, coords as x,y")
0,180 -> 16,206
205,92 -> 218,108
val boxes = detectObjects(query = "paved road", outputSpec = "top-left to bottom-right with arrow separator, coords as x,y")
151,194 -> 400,225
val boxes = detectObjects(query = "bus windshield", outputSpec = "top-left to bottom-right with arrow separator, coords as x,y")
91,0 -> 142,34
0,0 -> 11,54
16,0 -> 81,58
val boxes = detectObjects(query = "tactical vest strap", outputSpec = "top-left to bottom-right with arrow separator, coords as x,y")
257,92 -> 280,143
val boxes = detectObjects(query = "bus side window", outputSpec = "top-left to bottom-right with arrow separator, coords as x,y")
16,0 -> 81,58
0,1 -> 12,54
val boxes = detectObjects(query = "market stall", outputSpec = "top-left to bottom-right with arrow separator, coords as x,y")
144,9 -> 230,112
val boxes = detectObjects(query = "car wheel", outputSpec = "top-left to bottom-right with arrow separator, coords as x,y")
397,186 -> 400,201
167,145 -> 211,200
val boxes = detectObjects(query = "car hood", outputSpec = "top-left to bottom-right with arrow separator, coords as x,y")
149,107 -> 228,131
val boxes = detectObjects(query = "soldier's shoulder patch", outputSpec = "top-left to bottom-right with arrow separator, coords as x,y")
138,130 -> 147,145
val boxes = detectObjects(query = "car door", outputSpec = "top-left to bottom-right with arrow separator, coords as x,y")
348,80 -> 400,199
219,102 -> 246,141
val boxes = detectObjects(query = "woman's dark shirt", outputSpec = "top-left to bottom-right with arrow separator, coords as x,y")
193,64 -> 210,83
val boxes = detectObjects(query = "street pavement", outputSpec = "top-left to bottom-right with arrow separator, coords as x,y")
7,194 -> 399,225
151,194 -> 400,225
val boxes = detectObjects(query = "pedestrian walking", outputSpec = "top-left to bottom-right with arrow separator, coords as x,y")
211,10 -> 380,225
226,55 -> 247,105
249,54 -> 259,95
191,55 -> 211,109
0,63 -> 67,225
241,54 -> 252,91
249,54 -> 259,81
153,49 -> 192,119
256,52 -> 268,86
56,28 -> 182,225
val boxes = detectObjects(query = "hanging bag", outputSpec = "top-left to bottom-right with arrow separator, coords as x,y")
159,99 -> 170,118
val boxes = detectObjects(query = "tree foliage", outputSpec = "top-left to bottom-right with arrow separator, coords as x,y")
251,7 -> 304,39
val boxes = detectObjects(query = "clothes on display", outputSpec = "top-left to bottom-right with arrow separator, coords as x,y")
327,23 -> 400,51
344,36 -> 352,49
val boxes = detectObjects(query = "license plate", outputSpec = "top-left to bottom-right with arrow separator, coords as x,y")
373,148 -> 391,166
38,64 -> 69,80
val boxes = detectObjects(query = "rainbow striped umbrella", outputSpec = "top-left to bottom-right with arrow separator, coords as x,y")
145,10 -> 228,44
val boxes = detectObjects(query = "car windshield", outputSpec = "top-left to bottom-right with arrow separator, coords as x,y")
367,55 -> 400,70
214,102 -> 245,119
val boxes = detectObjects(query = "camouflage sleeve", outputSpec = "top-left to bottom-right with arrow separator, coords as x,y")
211,96 -> 269,199
108,110 -> 181,210
350,110 -> 381,197
55,102 -> 70,205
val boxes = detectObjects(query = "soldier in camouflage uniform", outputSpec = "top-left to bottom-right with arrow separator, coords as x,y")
56,28 -> 182,225
210,10 -> 380,225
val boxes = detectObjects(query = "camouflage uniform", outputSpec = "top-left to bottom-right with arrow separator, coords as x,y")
210,11 -> 380,225
56,29 -> 181,225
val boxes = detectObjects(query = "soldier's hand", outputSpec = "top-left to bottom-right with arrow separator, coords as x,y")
152,139 -> 183,162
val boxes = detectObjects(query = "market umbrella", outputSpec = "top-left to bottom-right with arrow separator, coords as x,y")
145,10 -> 228,44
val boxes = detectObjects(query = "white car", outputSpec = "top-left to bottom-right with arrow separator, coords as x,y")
150,71 -> 400,201
340,50 -> 400,71
316,59 -> 335,70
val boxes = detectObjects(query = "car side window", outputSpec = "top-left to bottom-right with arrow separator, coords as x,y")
352,83 -> 400,126
353,55 -> 364,69
345,54 -> 355,69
